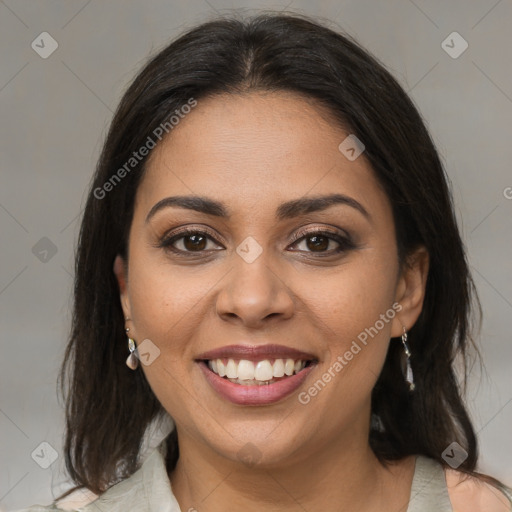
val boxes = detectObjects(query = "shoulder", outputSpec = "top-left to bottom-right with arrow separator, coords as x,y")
445,468 -> 512,512
13,439 -> 169,512
53,488 -> 99,510
10,488 -> 100,512
9,508 -> 57,512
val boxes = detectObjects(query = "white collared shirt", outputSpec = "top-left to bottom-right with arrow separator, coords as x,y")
13,436 -> 512,511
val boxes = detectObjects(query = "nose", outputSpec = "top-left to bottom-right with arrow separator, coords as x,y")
215,253 -> 295,329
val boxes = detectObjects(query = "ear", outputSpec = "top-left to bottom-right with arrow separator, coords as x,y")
113,254 -> 131,321
391,246 -> 429,337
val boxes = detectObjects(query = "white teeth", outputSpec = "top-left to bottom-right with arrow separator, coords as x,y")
237,360 -> 255,380
207,357 -> 310,382
217,359 -> 226,377
254,360 -> 273,381
272,359 -> 285,377
228,378 -> 273,386
225,359 -> 237,379
284,358 -> 295,376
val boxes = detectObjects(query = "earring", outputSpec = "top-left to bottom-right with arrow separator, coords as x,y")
401,326 -> 415,391
125,327 -> 139,370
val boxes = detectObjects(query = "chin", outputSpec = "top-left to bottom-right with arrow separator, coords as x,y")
194,416 -> 314,469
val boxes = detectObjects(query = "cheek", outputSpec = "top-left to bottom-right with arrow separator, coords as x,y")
310,253 -> 398,390
125,257 -> 203,416
127,251 -> 209,340
301,262 -> 397,421
308,255 -> 397,334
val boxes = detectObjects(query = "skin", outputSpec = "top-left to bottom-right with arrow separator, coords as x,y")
113,91 -> 431,512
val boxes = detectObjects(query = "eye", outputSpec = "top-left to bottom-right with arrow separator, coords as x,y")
158,228 -> 223,254
157,227 -> 356,257
288,228 -> 355,256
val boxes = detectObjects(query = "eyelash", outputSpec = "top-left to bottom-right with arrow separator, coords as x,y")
157,226 -> 356,258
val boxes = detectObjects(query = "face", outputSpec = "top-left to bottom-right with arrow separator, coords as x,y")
114,91 -> 428,468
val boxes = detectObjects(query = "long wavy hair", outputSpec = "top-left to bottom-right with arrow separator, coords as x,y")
54,11 -> 497,501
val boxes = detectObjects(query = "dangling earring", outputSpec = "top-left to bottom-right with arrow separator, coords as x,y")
401,326 -> 415,391
125,327 -> 139,370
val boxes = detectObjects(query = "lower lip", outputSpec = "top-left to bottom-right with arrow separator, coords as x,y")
197,361 -> 316,406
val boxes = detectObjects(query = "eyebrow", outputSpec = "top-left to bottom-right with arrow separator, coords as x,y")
145,193 -> 371,223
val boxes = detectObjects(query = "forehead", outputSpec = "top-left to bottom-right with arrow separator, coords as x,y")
137,91 -> 390,222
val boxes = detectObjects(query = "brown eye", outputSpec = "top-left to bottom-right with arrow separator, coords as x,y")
181,233 -> 208,251
301,234 -> 331,252
159,229 -> 223,254
158,227 -> 356,258
288,229 -> 356,256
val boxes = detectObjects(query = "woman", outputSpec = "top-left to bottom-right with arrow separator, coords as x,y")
16,11 -> 512,512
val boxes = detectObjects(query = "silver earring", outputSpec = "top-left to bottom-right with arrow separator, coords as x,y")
401,326 -> 415,391
125,327 -> 139,370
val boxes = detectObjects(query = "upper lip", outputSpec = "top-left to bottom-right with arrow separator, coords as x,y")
196,344 -> 317,362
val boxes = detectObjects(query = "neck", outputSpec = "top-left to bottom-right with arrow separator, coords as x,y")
168,426 -> 415,512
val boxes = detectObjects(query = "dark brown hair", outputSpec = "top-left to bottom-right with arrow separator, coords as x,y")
54,10 -> 507,502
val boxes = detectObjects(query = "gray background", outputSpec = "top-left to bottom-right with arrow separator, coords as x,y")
1,0 -> 511,509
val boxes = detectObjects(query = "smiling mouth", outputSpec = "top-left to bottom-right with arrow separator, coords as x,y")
200,358 -> 315,386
